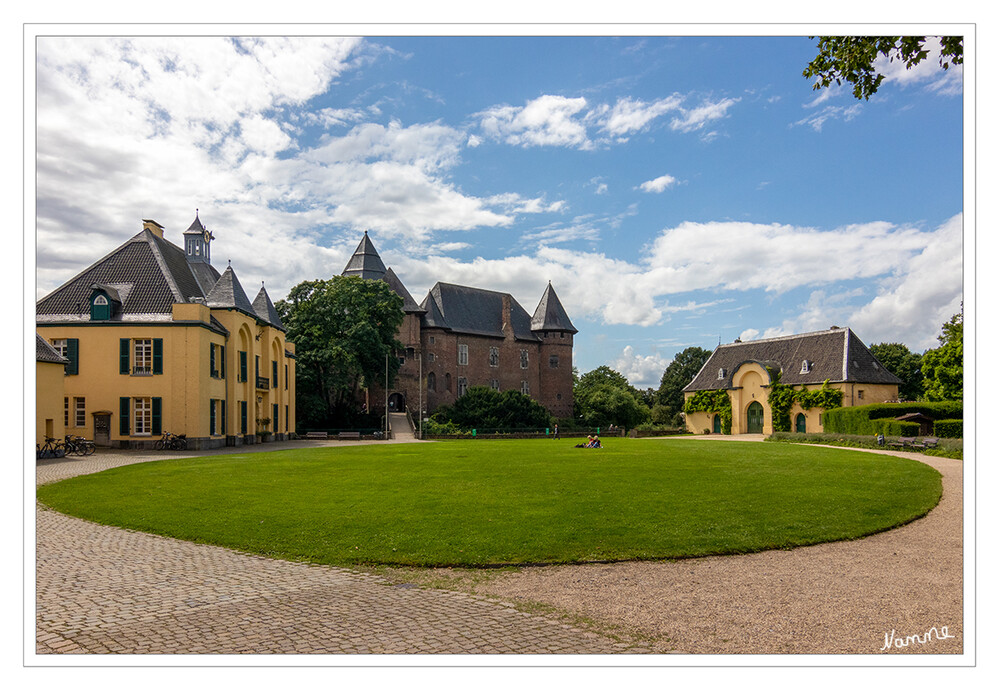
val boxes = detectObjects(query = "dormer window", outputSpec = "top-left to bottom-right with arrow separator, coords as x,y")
800,360 -> 811,374
717,368 -> 727,380
90,292 -> 111,320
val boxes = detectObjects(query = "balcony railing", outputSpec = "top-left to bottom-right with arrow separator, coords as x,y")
132,366 -> 152,376
256,376 -> 270,390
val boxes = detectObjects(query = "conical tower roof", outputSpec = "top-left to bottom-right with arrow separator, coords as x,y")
252,284 -> 286,331
205,265 -> 256,316
341,231 -> 386,280
531,282 -> 577,334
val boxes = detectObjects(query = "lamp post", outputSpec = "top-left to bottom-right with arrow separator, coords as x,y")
385,352 -> 389,438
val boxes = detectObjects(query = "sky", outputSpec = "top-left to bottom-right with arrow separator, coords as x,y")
31,32 -> 966,389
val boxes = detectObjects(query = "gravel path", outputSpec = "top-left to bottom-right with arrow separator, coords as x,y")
35,440 -> 962,655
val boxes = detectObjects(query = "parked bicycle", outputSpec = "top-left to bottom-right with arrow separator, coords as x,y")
37,436 -> 66,459
63,434 -> 96,456
154,431 -> 188,450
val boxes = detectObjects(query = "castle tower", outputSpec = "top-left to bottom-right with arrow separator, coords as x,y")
183,211 -> 213,265
531,282 -> 577,419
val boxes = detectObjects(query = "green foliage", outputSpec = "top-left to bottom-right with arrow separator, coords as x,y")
933,419 -> 963,439
574,365 -> 650,430
684,389 -> 732,434
767,370 -> 843,433
869,342 -> 924,401
767,432 -> 962,460
803,36 -> 964,100
433,386 -> 553,430
922,310 -> 963,401
655,346 -> 712,419
275,276 -> 404,428
822,402 -> 961,435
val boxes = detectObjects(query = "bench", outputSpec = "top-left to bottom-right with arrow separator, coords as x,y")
305,431 -> 328,440
921,436 -> 939,449
338,431 -> 361,441
887,436 -> 917,449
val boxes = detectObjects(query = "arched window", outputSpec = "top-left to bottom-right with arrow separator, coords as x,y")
427,372 -> 436,391
445,373 -> 451,391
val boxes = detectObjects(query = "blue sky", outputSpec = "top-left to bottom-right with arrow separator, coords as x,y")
33,33 -> 965,388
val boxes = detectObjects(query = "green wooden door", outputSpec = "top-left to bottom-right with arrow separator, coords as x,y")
747,401 -> 764,434
713,414 -> 722,434
795,413 -> 807,433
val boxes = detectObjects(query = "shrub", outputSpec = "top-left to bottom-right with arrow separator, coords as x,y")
823,402 -> 963,435
933,419 -> 963,439
767,431 -> 962,459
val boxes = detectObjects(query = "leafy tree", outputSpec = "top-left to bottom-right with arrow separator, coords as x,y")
574,365 -> 650,430
803,36 -> 963,100
275,276 -> 403,428
922,310 -> 963,401
433,387 -> 552,430
869,342 -> 924,401
655,346 -> 712,419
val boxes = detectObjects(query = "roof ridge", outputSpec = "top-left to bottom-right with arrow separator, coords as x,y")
719,327 -> 850,348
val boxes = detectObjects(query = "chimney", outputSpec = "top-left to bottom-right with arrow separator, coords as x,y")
142,219 -> 165,239
501,294 -> 513,338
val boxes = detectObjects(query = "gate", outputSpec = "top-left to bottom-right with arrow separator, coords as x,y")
94,412 -> 111,446
746,401 -> 764,434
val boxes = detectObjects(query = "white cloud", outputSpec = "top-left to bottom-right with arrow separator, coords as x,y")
611,345 -> 671,389
669,97 -> 740,134
477,95 -> 590,148
593,95 -> 684,136
874,37 -> 963,96
639,175 -> 678,193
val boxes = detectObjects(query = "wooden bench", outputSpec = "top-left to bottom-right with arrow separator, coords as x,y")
921,436 -> 939,449
887,436 -> 917,449
337,431 -> 361,441
305,431 -> 328,440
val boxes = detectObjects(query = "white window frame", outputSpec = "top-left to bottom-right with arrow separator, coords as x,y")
52,339 -> 68,358
458,344 -> 468,366
490,379 -> 500,391
520,349 -> 529,369
489,347 -> 499,367
134,339 -> 153,375
133,397 -> 152,436
521,380 -> 530,395
457,376 -> 468,396
74,397 -> 86,427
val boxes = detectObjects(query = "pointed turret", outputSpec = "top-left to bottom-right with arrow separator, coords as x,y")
205,264 -> 256,316
183,210 -> 213,265
531,282 -> 577,334
253,284 -> 285,331
341,231 -> 386,280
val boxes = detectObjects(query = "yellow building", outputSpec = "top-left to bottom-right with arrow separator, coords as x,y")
683,327 -> 900,435
36,216 -> 295,449
36,333 -> 68,446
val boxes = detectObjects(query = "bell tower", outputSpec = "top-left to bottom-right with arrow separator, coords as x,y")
183,210 -> 213,264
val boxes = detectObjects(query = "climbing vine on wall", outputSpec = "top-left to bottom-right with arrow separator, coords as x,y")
767,369 -> 844,433
684,389 -> 732,434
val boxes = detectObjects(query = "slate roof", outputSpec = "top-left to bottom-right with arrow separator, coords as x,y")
383,268 -> 425,314
684,327 -> 902,392
341,231 -> 387,280
37,227 -> 221,322
418,282 -> 540,341
252,285 -> 286,331
36,333 -> 69,364
205,265 -> 257,315
531,282 -> 577,333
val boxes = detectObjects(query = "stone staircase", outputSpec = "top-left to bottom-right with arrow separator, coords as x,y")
388,412 -> 416,441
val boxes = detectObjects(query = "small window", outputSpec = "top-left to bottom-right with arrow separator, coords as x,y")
427,372 -> 436,391
490,379 -> 500,390
428,353 -> 435,363
549,354 -> 559,369
857,389 -> 865,400
521,380 -> 530,395
90,292 -> 111,320
458,344 -> 468,366
520,350 -> 529,369
63,397 -> 69,427
445,373 -> 452,391
429,336 -> 436,345
559,332 -> 564,339
556,393 -> 562,400
717,368 -> 726,380
800,360 -> 811,374
457,377 -> 468,396
489,347 -> 499,367
74,397 -> 86,427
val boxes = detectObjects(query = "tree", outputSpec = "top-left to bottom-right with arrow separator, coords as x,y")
655,346 -> 712,421
803,36 -> 963,100
275,276 -> 404,428
574,365 -> 650,430
869,342 -> 924,401
433,387 -> 552,430
921,310 -> 963,401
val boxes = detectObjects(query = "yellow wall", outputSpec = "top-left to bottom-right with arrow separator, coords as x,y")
684,365 -> 899,436
37,306 -> 295,447
36,360 -> 66,446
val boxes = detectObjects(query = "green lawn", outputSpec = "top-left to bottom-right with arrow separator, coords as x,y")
36,439 -> 942,567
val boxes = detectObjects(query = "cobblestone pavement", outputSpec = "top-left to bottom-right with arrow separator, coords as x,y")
35,443 -> 651,655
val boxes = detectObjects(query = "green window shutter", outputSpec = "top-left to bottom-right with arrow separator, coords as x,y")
65,338 -> 79,375
120,339 -> 130,375
153,339 -> 163,375
272,361 -> 278,386
273,404 -> 278,430
152,397 -> 162,436
239,351 -> 247,382
240,401 -> 247,435
210,399 -> 216,435
221,399 -> 227,435
119,397 -> 130,436
210,344 -> 216,377
220,345 -> 226,379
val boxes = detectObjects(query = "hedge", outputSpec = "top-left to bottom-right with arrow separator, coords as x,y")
822,402 -> 963,435
933,419 -> 963,439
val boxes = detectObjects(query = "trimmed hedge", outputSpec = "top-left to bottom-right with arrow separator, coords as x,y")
823,402 -> 963,435
767,431 -> 963,459
933,419 -> 963,439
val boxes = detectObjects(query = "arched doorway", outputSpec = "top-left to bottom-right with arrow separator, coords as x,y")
388,392 -> 405,411
746,401 -> 764,434
712,414 -> 722,434
795,413 -> 807,433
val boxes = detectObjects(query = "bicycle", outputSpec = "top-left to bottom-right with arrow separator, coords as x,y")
37,436 -> 66,459
63,435 -> 96,456
154,432 -> 188,451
